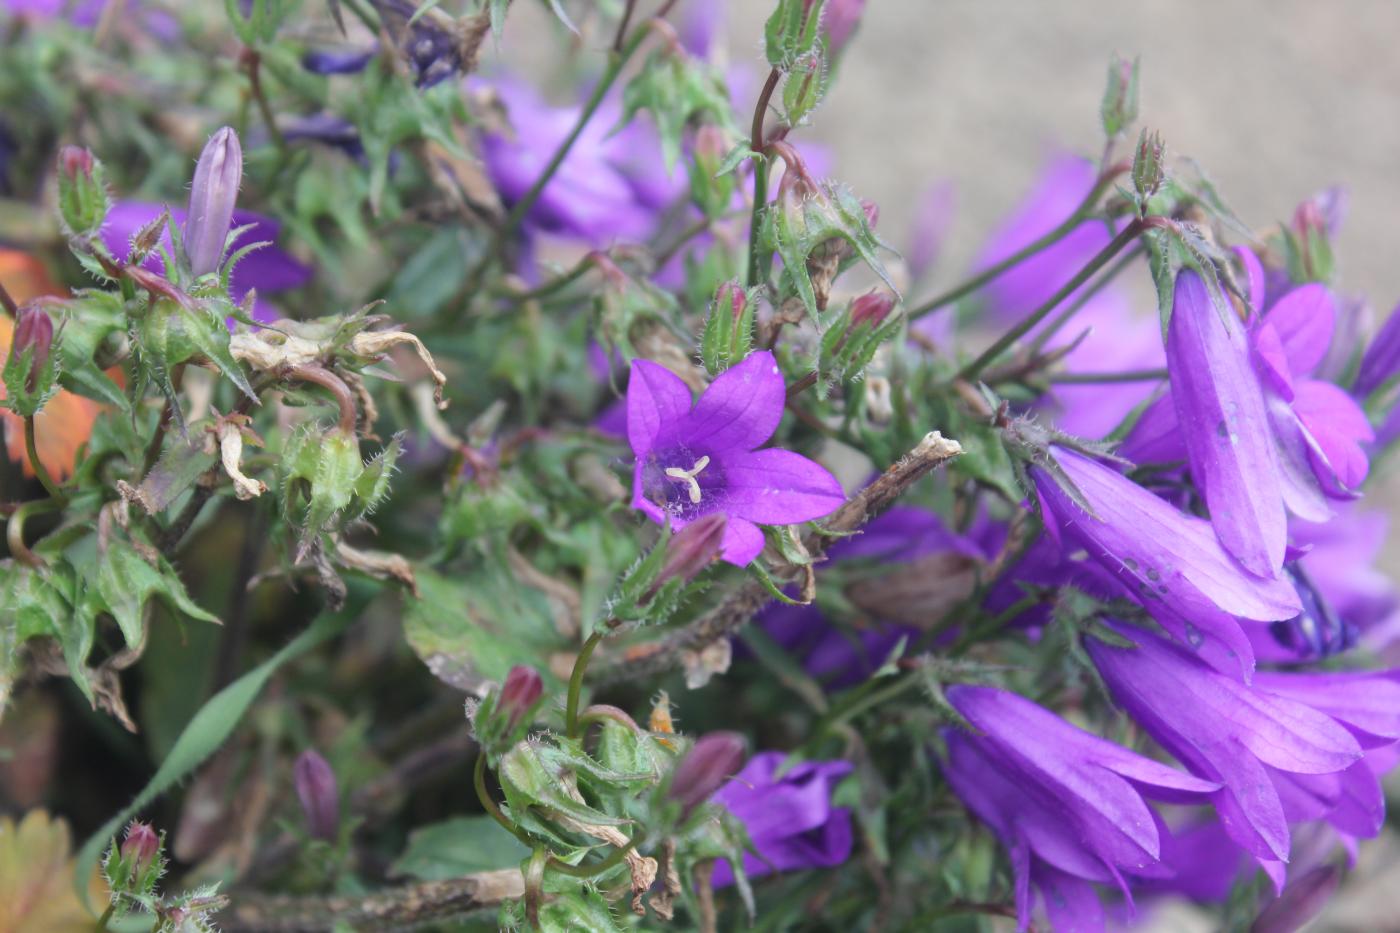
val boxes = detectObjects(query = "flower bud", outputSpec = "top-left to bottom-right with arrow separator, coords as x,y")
667,731 -> 746,819
861,198 -> 879,230
822,0 -> 865,55
1099,54 -> 1140,138
1131,129 -> 1166,205
693,125 -> 729,174
55,145 -> 108,234
688,125 -> 737,220
293,749 -> 340,842
498,665 -> 544,733
716,280 -> 745,321
184,127 -> 243,277
653,515 -> 727,596
849,290 -> 895,329
120,821 -> 159,874
11,306 -> 53,393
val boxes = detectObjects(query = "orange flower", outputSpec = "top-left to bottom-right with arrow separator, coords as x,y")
0,250 -> 99,481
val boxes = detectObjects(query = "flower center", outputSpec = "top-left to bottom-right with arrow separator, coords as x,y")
663,455 -> 711,505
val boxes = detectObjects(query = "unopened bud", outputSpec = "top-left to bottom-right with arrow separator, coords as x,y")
498,665 -> 544,733
653,515 -> 726,596
293,749 -> 340,842
667,731 -> 746,819
1131,129 -> 1166,205
184,127 -> 243,277
1287,196 -> 1335,283
693,125 -> 729,173
12,306 -> 53,393
120,821 -> 159,873
55,145 -> 108,234
861,198 -> 879,230
849,290 -> 895,329
1100,54 -> 1140,138
716,280 -> 745,321
701,282 -> 754,375
822,0 -> 865,55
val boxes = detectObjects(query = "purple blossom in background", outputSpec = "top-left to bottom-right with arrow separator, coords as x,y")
302,45 -> 379,75
101,202 -> 311,321
1355,300 -> 1400,397
711,752 -> 853,888
1166,268 -> 1285,577
1031,445 -> 1301,678
478,78 -> 681,245
1086,623 -> 1376,872
3,0 -> 105,25
905,181 -> 956,283
626,351 -> 844,565
943,685 -> 1218,931
1051,293 -> 1164,438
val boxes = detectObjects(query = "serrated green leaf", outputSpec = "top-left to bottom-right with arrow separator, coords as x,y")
95,539 -> 219,649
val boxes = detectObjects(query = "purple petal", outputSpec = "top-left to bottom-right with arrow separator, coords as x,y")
1234,245 -> 1267,313
1117,392 -> 1186,465
1252,321 -> 1296,400
1293,379 -> 1374,493
1264,395 -> 1334,523
722,448 -> 845,525
1355,300 -> 1400,396
1253,670 -> 1400,747
906,181 -> 956,281
669,351 -> 785,453
720,516 -> 765,566
1262,284 -> 1335,377
1032,862 -> 1107,933
1167,268 -> 1286,577
625,359 -> 693,458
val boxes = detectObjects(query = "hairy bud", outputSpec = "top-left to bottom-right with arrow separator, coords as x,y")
184,127 -> 243,277
120,821 -> 159,873
849,290 -> 895,329
12,306 -> 53,393
1131,129 -> 1166,206
293,749 -> 341,842
1100,54 -> 1140,138
3,304 -> 60,416
667,731 -> 746,819
650,514 -> 727,598
55,145 -> 108,234
498,665 -> 544,733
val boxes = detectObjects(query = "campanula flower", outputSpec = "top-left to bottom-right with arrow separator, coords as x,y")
943,685 -> 1218,932
626,350 -> 845,565
184,127 -> 242,278
1031,445 -> 1301,678
1354,300 -> 1400,397
1086,624 -> 1370,866
710,752 -> 853,888
667,731 -> 746,821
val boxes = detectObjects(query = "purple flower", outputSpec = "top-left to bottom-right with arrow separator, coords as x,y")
905,181 -> 955,283
302,45 -> 378,75
626,350 -> 844,566
1355,300 -> 1400,397
293,749 -> 341,842
1086,624 -> 1368,867
1031,446 -> 1301,678
101,202 -> 311,321
184,127 -> 242,278
668,731 -> 746,820
478,78 -> 682,245
1289,509 -> 1400,654
943,685 -> 1218,931
3,0 -> 106,25
1166,268 -> 1285,577
711,752 -> 853,888
1050,291 -> 1165,439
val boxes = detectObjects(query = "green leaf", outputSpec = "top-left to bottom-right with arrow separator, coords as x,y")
95,539 -> 220,649
618,53 -> 737,172
74,597 -> 369,910
122,436 -> 217,515
538,889 -> 624,932
498,740 -> 631,829
179,303 -> 257,402
389,816 -> 530,881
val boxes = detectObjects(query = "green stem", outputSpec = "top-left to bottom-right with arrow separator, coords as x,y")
907,168 -> 1126,322
565,631 -> 604,740
473,754 -> 534,847
955,219 -> 1144,383
1050,368 -> 1167,384
23,416 -> 64,501
94,903 -> 116,933
500,29 -> 651,248
7,498 -> 60,568
1027,243 -> 1146,354
548,838 -> 636,878
745,67 -> 782,288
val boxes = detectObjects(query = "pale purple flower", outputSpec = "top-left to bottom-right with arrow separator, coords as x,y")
626,351 -> 844,565
943,685 -> 1218,932
1031,446 -> 1301,678
710,752 -> 853,888
1086,624 -> 1368,867
1166,268 -> 1285,577
905,181 -> 955,283
293,749 -> 340,842
1050,292 -> 1165,439
101,202 -> 311,321
185,127 -> 242,277
1355,300 -> 1400,397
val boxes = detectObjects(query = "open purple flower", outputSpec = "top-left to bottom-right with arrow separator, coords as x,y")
627,350 -> 844,565
101,202 -> 311,322
710,752 -> 853,888
1166,268 -> 1286,577
1086,624 -> 1367,869
943,685 -> 1218,932
1031,445 -> 1301,678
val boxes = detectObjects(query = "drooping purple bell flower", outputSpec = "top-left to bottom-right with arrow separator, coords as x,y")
942,685 -> 1218,932
1086,623 -> 1367,868
184,127 -> 243,278
1030,445 -> 1301,678
710,752 -> 853,888
626,350 -> 845,565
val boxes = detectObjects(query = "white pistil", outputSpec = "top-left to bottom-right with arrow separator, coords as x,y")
663,455 -> 711,505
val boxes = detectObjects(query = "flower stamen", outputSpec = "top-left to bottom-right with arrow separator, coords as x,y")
664,455 -> 711,505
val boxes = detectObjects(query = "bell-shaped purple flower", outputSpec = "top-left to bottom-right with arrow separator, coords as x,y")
1086,624 -> 1366,866
184,127 -> 243,278
293,749 -> 341,842
1355,300 -> 1400,397
1166,268 -> 1285,577
710,752 -> 854,888
1031,446 -> 1301,678
943,685 -> 1218,932
667,731 -> 746,820
627,350 -> 845,565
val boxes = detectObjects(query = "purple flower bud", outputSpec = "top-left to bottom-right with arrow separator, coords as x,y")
1251,865 -> 1339,933
668,731 -> 746,819
849,290 -> 895,329
861,198 -> 879,230
184,127 -> 243,277
293,749 -> 340,842
656,514 -> 727,592
55,145 -> 107,233
498,665 -> 544,733
120,821 -> 159,873
11,306 -> 53,393
58,145 -> 93,180
715,280 -> 746,322
822,0 -> 865,54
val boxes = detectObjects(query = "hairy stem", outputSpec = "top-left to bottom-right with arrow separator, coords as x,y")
0,279 -> 16,318
474,754 -> 535,847
745,68 -> 782,288
955,219 -> 1145,383
286,364 -> 358,435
